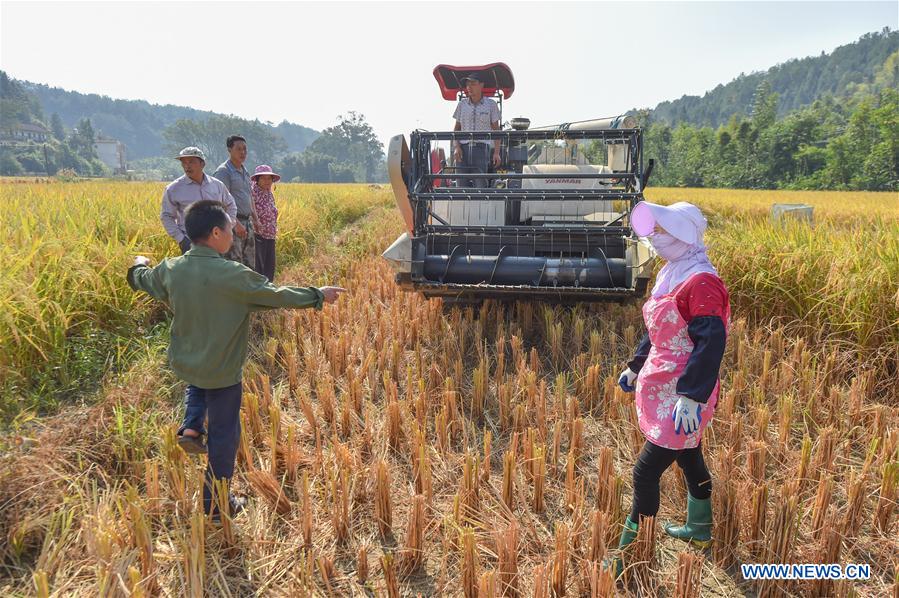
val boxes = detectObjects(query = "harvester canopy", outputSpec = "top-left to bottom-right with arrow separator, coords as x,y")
433,63 -> 515,100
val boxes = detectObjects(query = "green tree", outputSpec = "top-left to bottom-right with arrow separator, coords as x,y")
50,112 -> 66,141
307,112 -> 384,182
162,115 -> 288,169
69,118 -> 98,161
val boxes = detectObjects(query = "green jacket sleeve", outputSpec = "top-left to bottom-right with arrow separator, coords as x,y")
227,265 -> 324,311
127,264 -> 169,302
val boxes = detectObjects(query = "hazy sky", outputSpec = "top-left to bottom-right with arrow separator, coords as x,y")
1,1 -> 896,147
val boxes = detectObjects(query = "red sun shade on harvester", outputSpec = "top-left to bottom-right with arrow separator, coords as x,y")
432,63 -> 515,101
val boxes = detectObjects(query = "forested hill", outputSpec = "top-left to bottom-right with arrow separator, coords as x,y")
19,79 -> 319,160
644,28 -> 897,127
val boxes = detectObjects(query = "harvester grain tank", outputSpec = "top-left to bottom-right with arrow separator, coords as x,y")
383,63 -> 655,302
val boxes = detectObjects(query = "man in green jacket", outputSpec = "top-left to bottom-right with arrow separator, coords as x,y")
128,200 -> 345,518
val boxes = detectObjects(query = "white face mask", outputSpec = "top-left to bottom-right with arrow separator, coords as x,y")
650,232 -> 691,261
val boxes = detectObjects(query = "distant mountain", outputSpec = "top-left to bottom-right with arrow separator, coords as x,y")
17,78 -> 319,160
643,28 -> 898,127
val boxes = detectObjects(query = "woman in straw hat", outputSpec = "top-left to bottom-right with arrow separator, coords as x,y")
250,165 -> 281,282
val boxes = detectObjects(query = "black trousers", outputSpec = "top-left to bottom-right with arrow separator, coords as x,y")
254,235 -> 276,282
459,143 -> 491,188
630,440 -> 712,521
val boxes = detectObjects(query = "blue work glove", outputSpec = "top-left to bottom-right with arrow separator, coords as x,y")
672,396 -> 702,435
618,367 -> 638,393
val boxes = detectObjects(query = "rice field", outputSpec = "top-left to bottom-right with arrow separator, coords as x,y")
0,181 -> 896,597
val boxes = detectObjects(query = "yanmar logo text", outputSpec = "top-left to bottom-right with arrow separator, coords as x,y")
543,178 -> 582,184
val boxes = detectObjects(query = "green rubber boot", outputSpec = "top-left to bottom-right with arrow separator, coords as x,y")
605,516 -> 639,578
664,494 -> 712,548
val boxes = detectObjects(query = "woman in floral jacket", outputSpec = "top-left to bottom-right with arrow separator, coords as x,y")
612,201 -> 730,575
250,165 -> 280,282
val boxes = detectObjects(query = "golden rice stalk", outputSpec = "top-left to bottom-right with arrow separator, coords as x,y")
458,452 -> 480,523
238,412 -> 255,471
713,476 -> 740,569
747,441 -> 767,484
269,402 -> 282,476
565,450 -> 577,513
286,348 -> 299,397
413,430 -> 434,502
340,390 -> 352,438
480,569 -> 498,597
840,469 -> 867,541
127,566 -> 145,598
399,494 -> 426,577
318,379 -> 336,426
385,397 -> 403,451
810,474 -> 833,542
796,435 -> 812,493
811,427 -> 836,481
758,480 -> 799,598
495,521 -> 520,597
532,563 -> 548,598
461,527 -> 479,598
627,516 -> 657,594
436,406 -> 450,454
161,428 -> 187,506
330,465 -> 352,545
125,485 -> 156,590
673,551 -> 703,598
473,357 -> 488,421
502,450 -> 516,510
778,393 -> 794,451
213,478 -> 236,552
588,509 -> 610,563
513,404 -> 527,435
182,508 -> 205,598
301,472 -> 313,547
495,332 -> 507,385
374,460 -> 393,538
533,445 -> 546,514
594,447 -> 614,511
282,424 -> 301,482
810,526 -> 842,598
144,459 -> 160,516
296,388 -> 318,434
482,429 -> 493,485
551,422 -> 563,474
587,561 -> 615,598
247,469 -> 292,516
875,462 -> 898,535
32,569 -> 49,598
243,391 -> 263,442
499,381 -> 514,432
317,553 -> 336,594
582,364 -> 601,413
357,543 -> 369,584
747,481 -> 768,561
550,522 -> 569,597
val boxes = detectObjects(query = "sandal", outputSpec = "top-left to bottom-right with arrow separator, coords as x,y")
177,432 -> 207,454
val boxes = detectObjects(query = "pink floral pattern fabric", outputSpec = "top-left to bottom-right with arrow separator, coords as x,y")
251,182 -> 278,240
635,274 -> 728,449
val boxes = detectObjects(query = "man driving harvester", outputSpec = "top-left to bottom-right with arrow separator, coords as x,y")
452,73 -> 501,187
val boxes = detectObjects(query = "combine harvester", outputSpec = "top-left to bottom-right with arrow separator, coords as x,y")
383,63 -> 656,304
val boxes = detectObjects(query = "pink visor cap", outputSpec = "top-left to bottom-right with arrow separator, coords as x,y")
630,201 -> 707,246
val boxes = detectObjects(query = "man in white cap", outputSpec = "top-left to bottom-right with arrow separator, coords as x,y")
161,147 -> 238,254
452,73 -> 501,187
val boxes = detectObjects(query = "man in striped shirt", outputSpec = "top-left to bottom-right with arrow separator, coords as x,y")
452,73 -> 501,188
